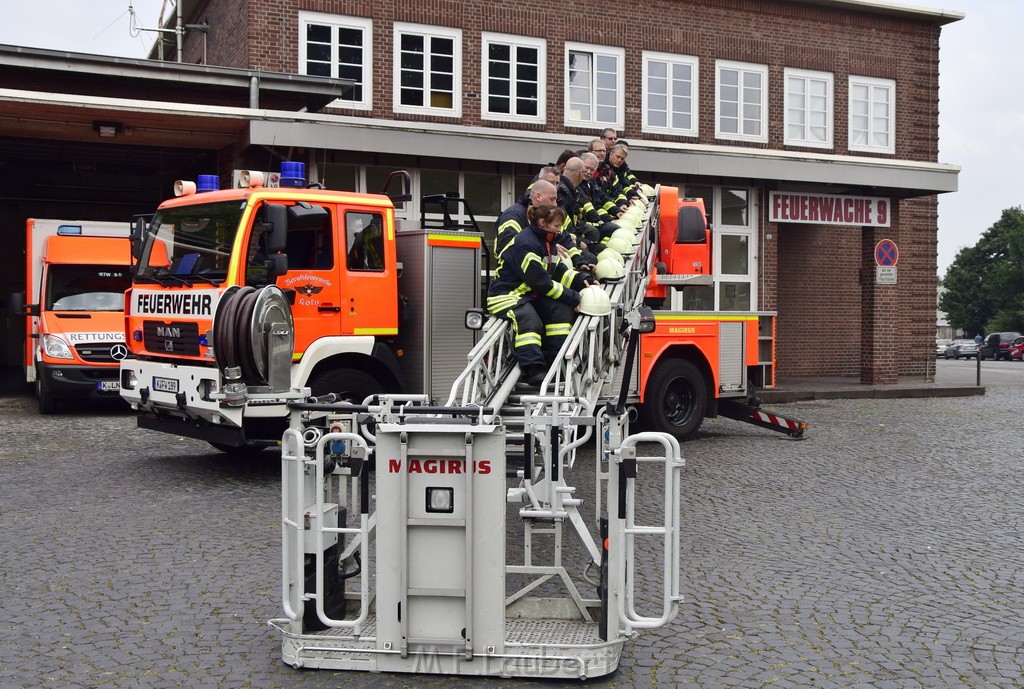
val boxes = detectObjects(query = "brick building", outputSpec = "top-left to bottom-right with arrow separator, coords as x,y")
0,0 -> 961,382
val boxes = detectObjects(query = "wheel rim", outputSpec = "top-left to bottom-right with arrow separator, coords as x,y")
662,376 -> 697,427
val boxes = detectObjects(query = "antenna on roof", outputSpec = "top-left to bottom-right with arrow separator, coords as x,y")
128,0 -> 208,64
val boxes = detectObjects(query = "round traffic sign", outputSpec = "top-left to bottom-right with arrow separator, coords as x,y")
875,239 -> 899,267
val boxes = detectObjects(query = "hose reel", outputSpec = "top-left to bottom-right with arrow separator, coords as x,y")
213,285 -> 294,391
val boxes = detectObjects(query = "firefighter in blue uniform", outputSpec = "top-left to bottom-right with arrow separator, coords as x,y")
486,204 -> 594,386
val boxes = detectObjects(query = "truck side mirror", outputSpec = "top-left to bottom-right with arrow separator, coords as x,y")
266,253 -> 289,278
266,204 -> 288,253
8,291 -> 26,316
131,217 -> 147,260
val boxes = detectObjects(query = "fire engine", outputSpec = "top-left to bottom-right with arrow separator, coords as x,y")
117,164 -> 804,678
10,219 -> 133,413
119,167 -> 803,448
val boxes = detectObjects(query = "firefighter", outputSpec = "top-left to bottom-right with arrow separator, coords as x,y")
557,157 -> 599,267
493,179 -> 557,259
606,144 -> 642,205
579,152 -> 619,239
486,204 -> 593,386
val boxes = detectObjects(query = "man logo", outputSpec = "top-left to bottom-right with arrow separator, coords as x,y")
110,344 -> 129,361
299,284 -> 324,297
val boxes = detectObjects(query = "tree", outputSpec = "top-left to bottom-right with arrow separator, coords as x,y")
940,207 -> 1024,335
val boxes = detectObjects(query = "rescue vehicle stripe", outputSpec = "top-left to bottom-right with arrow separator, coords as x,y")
653,314 -> 758,322
354,327 -> 399,335
427,235 -> 481,249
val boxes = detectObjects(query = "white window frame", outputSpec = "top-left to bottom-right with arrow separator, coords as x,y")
393,22 -> 462,118
481,32 -> 546,124
642,51 -> 699,137
849,75 -> 895,154
713,187 -> 758,311
670,186 -> 759,312
715,60 -> 768,143
564,42 -> 624,129
298,12 -> 372,111
784,68 -> 833,149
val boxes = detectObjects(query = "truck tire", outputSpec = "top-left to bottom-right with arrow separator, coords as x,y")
641,358 -> 708,440
36,376 -> 57,414
308,368 -> 384,405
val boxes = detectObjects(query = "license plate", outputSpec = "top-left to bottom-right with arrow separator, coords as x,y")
152,376 -> 179,393
97,381 -> 120,392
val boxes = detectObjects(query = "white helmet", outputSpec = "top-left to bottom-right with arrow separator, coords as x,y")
605,235 -> 633,255
594,257 -> 625,282
578,284 -> 613,316
597,248 -> 625,266
611,227 -> 636,243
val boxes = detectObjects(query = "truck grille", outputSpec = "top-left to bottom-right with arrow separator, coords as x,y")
143,321 -> 201,357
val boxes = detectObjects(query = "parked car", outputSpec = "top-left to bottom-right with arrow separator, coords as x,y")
1008,336 -> 1024,361
979,331 -> 1023,361
935,338 -> 953,357
944,339 -> 979,359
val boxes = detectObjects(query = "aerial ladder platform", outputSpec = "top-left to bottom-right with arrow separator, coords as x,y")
266,184 -> 803,678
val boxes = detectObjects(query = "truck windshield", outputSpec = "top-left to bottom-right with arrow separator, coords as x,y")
135,200 -> 246,286
46,265 -> 131,311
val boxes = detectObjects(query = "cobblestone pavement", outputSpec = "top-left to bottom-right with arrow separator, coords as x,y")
2,380 -> 1023,689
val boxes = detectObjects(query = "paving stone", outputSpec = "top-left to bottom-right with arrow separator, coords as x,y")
2,387 -> 1023,688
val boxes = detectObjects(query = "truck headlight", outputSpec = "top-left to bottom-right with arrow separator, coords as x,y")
464,308 -> 486,330
41,334 -> 74,359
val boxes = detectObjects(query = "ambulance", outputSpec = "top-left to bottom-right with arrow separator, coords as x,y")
11,219 -> 132,413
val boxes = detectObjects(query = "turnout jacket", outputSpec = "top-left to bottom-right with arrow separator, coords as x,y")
487,224 -> 588,313
493,197 -> 530,259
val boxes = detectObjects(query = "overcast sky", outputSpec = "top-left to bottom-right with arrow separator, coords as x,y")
0,1 -> 1013,276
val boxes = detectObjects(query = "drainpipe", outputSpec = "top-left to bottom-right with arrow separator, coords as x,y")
176,1 -> 183,63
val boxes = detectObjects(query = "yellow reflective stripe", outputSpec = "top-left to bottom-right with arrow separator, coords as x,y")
521,253 -> 543,273
515,333 -> 542,347
560,269 -> 579,287
353,327 -> 399,335
652,314 -> 758,322
545,282 -> 564,299
487,295 -> 519,313
545,323 -> 572,337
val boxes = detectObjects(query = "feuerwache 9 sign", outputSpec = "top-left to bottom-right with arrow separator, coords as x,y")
769,191 -> 891,227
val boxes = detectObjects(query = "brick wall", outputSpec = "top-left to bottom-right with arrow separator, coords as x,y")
180,0 -> 250,68
776,220 -> 862,378
179,0 -> 942,162
175,0 -> 945,382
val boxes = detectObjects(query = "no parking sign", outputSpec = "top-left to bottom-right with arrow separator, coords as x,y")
875,239 -> 898,284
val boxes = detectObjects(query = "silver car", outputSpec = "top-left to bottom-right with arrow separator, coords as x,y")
944,339 -> 979,359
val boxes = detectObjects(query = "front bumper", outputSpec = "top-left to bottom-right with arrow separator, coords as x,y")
37,363 -> 123,401
121,359 -> 264,426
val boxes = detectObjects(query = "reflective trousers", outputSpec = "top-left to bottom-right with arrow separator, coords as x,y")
492,297 -> 575,368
